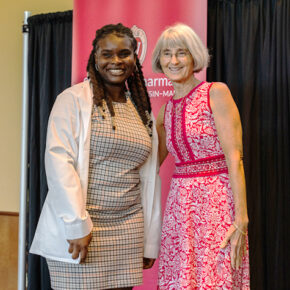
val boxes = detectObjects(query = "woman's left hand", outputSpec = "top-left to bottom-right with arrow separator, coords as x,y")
220,223 -> 247,270
143,257 -> 155,269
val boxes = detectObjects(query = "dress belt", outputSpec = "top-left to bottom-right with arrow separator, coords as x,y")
173,155 -> 228,178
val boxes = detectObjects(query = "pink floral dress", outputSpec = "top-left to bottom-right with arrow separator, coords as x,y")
158,82 -> 250,289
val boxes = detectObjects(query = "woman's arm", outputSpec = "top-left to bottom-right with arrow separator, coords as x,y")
210,82 -> 249,269
45,90 -> 93,261
156,104 -> 169,165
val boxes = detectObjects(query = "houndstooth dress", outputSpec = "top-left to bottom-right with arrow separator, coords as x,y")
47,97 -> 152,290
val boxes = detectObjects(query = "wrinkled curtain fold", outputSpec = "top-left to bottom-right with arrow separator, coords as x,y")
207,0 -> 290,289
27,11 -> 72,290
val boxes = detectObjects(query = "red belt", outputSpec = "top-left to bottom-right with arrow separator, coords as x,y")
173,155 -> 228,178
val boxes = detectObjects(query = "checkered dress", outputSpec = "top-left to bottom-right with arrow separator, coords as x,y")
47,98 -> 152,290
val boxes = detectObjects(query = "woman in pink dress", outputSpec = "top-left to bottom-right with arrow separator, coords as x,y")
152,23 -> 250,289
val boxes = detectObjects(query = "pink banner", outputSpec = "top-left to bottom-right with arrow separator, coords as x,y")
72,0 -> 207,288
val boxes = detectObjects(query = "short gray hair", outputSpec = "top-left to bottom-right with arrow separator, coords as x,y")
152,23 -> 209,73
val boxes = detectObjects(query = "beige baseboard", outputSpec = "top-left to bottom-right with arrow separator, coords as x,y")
0,213 -> 19,290
0,211 -> 19,216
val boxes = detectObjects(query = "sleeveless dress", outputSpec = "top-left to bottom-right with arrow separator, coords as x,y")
47,97 -> 152,289
158,82 -> 250,289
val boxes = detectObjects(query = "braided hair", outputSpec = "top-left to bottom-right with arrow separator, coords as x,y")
86,23 -> 152,136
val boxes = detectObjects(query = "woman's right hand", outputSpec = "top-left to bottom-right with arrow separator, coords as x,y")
220,222 -> 247,269
67,232 -> 92,263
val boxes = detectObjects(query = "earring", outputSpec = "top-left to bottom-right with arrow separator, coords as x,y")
95,63 -> 99,71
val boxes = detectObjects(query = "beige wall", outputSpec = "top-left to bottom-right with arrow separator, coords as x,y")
0,1 -> 73,212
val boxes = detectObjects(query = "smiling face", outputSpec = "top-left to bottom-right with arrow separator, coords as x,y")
94,33 -> 136,87
159,46 -> 194,84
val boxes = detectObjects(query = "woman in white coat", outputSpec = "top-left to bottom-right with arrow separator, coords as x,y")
30,23 -> 161,290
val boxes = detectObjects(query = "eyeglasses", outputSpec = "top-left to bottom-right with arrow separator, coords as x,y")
160,49 -> 190,60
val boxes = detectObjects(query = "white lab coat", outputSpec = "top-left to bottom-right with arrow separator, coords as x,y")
30,80 -> 161,264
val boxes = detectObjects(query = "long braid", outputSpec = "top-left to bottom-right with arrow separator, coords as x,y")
128,57 -> 153,135
86,23 -> 152,136
135,57 -> 152,114
127,71 -> 145,122
128,67 -> 149,132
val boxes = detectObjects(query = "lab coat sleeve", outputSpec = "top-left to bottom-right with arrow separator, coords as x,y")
45,90 -> 93,240
140,114 -> 162,258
